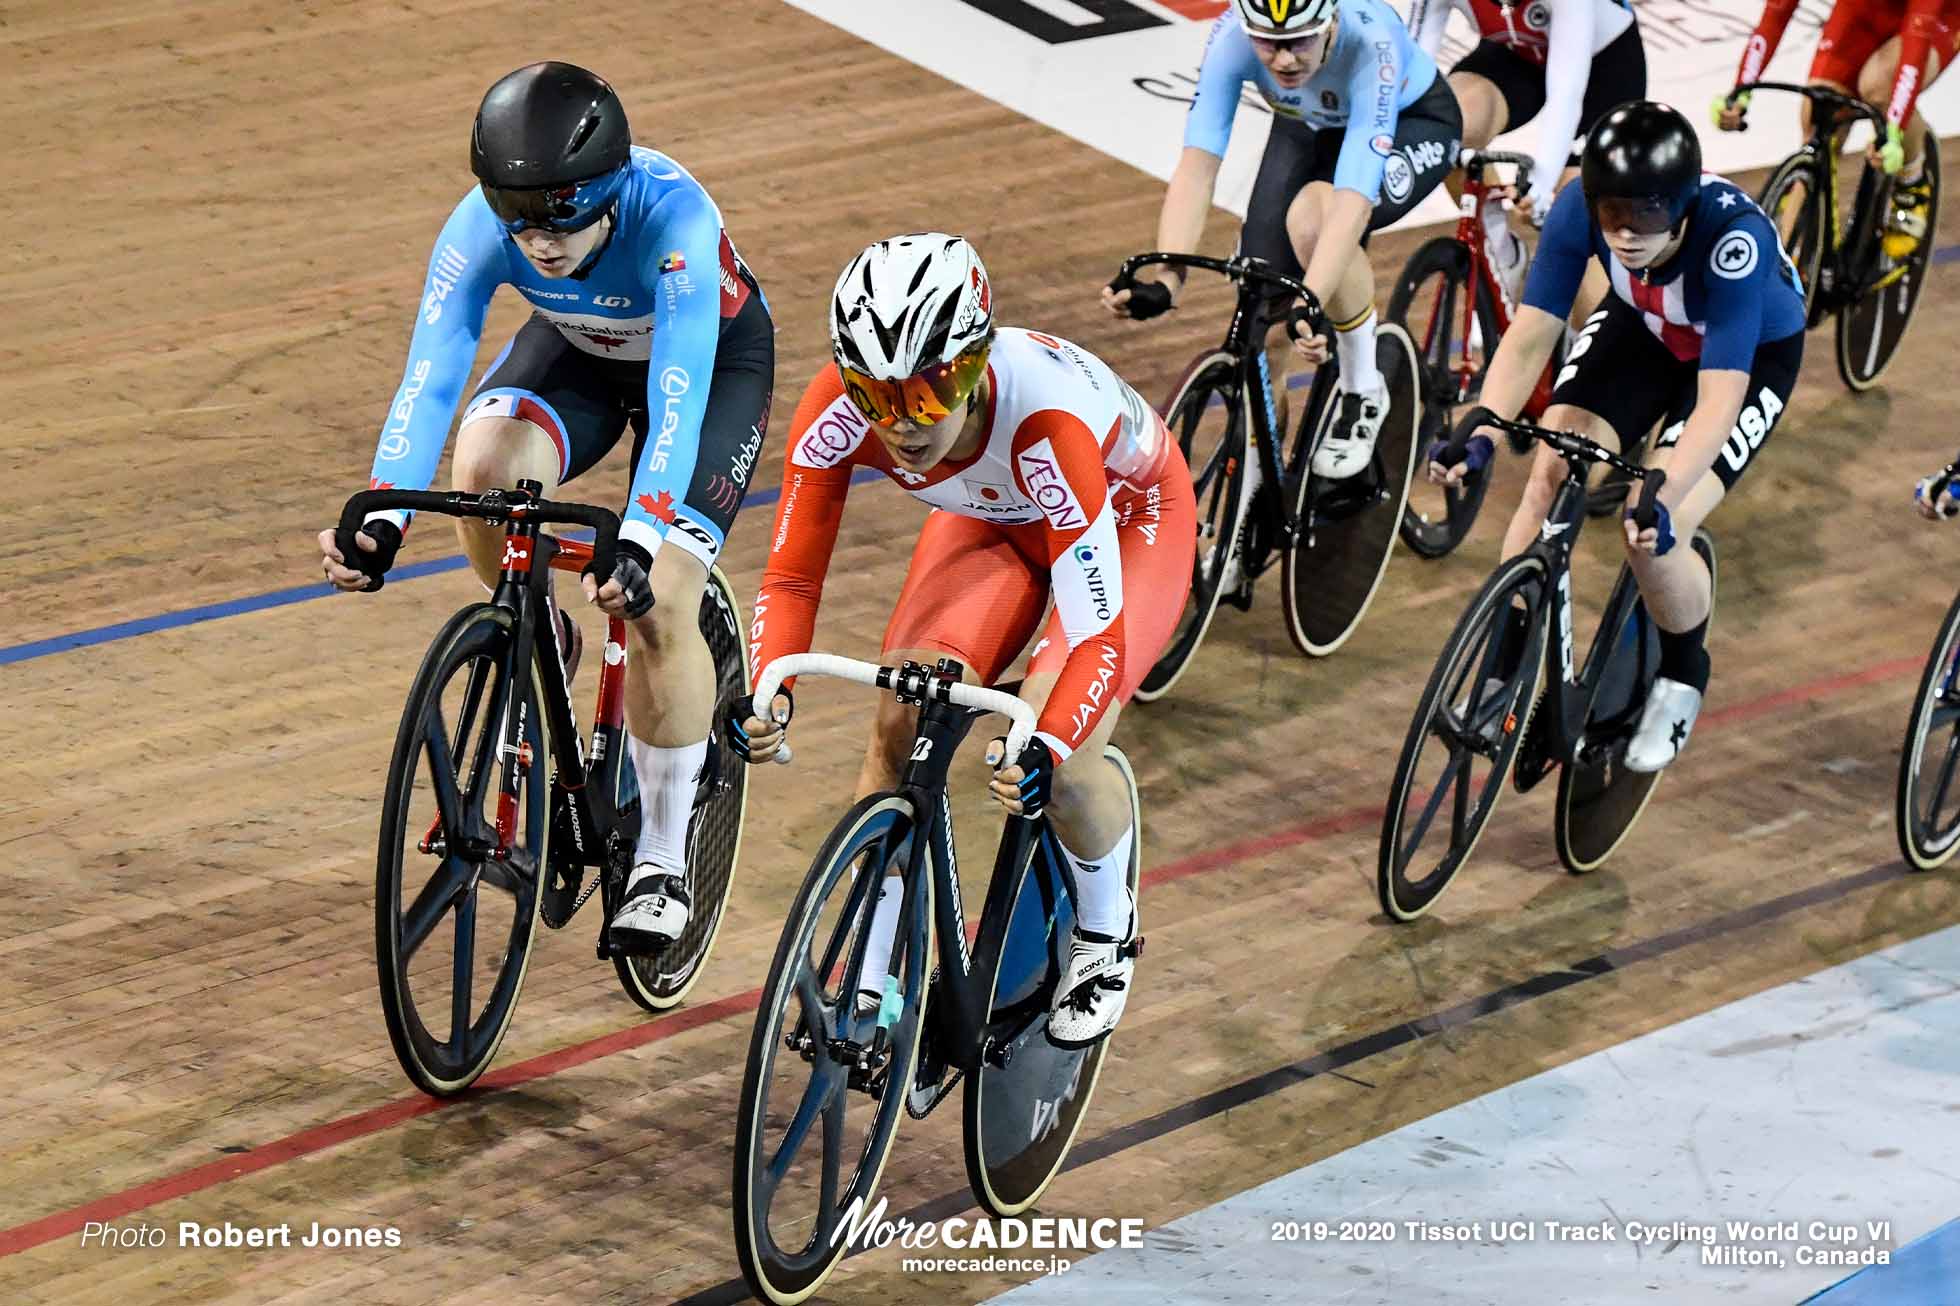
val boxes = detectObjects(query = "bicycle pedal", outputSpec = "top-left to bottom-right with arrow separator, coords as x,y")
1222,583 -> 1256,613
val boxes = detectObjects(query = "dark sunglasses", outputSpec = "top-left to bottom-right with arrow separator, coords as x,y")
1592,195 -> 1680,237
479,174 -> 617,234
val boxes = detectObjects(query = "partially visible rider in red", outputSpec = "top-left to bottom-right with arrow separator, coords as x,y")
732,234 -> 1197,1049
1722,0 -> 1959,254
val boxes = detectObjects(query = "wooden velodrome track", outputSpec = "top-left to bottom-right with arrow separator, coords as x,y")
7,3 -> 1959,1302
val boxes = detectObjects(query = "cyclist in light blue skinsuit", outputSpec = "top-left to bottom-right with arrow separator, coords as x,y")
317,62 -> 774,950
1104,0 -> 1461,487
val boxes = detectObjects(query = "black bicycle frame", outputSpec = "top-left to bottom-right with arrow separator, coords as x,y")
1478,418 -> 1662,758
1112,252 -> 1335,556
1731,81 -> 1892,309
849,660 -> 1056,1077
336,481 -> 635,923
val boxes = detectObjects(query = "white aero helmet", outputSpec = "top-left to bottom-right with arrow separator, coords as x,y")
831,232 -> 995,427
1234,0 -> 1336,37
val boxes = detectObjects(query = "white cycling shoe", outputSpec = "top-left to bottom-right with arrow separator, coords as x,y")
1047,890 -> 1143,1050
1311,383 -> 1389,480
1624,677 -> 1703,773
609,863 -> 691,952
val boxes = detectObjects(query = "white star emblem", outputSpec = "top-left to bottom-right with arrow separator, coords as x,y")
1717,191 -> 1737,208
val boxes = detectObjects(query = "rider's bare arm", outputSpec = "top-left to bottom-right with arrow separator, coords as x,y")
1479,305 -> 1567,420
1152,148 -> 1223,292
1656,369 -> 1750,512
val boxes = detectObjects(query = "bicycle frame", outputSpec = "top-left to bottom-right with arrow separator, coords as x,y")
1438,151 -> 1559,419
1733,81 -> 1897,306
335,481 -> 638,923
1477,417 -> 1661,763
878,667 -> 1054,1078
1111,251 -> 1348,561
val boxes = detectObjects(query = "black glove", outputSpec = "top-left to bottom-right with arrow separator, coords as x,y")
1116,278 -> 1174,321
988,736 -> 1055,821
337,518 -> 404,592
586,541 -> 655,619
724,688 -> 793,763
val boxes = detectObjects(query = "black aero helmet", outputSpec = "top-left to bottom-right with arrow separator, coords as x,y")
471,62 -> 632,233
1581,100 -> 1702,236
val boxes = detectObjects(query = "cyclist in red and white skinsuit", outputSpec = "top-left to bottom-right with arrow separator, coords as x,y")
733,234 -> 1197,1048
1721,0 -> 1959,254
1410,0 -> 1645,300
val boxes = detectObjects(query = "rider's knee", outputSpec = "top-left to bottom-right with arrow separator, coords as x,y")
1285,184 -> 1329,252
1516,429 -> 1573,500
1448,72 -> 1504,146
453,416 -> 559,494
616,547 -> 708,664
1856,58 -> 1896,107
869,693 -> 915,777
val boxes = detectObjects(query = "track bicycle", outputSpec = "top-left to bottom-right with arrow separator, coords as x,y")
1727,80 -> 1941,391
732,653 -> 1141,1305
1377,417 -> 1719,920
1896,460 -> 1960,870
1108,252 -> 1420,700
334,481 -> 750,1096
1388,149 -> 1567,557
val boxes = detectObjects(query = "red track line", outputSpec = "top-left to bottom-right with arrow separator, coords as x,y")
0,643 -> 1924,1258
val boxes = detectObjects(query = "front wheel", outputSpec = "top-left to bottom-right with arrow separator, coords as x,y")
733,795 -> 931,1306
1554,531 -> 1718,873
1281,322 -> 1420,656
1896,588 -> 1960,870
1135,351 -> 1249,702
1756,151 -> 1826,323
1378,554 -> 1549,921
962,744 -> 1142,1216
611,565 -> 750,1010
1836,147 -> 1939,391
1389,236 -> 1497,559
375,604 -> 549,1097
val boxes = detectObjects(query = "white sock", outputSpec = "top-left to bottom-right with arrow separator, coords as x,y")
628,735 -> 706,887
1057,824 -> 1136,939
857,875 -> 904,1000
1335,310 -> 1383,396
1482,205 -> 1523,271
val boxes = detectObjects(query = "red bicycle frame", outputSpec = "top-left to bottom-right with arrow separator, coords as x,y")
1428,154 -> 1559,421
421,529 -> 633,858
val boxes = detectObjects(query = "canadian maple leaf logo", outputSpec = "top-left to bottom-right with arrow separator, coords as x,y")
635,491 -> 677,524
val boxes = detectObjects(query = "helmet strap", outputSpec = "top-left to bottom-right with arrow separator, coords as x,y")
565,211 -> 617,279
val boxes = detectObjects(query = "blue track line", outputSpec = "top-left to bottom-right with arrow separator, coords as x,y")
0,468 -> 872,666
9,240 -> 1959,668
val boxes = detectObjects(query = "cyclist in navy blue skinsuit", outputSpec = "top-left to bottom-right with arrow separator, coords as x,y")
1432,100 -> 1805,775
317,62 -> 774,951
